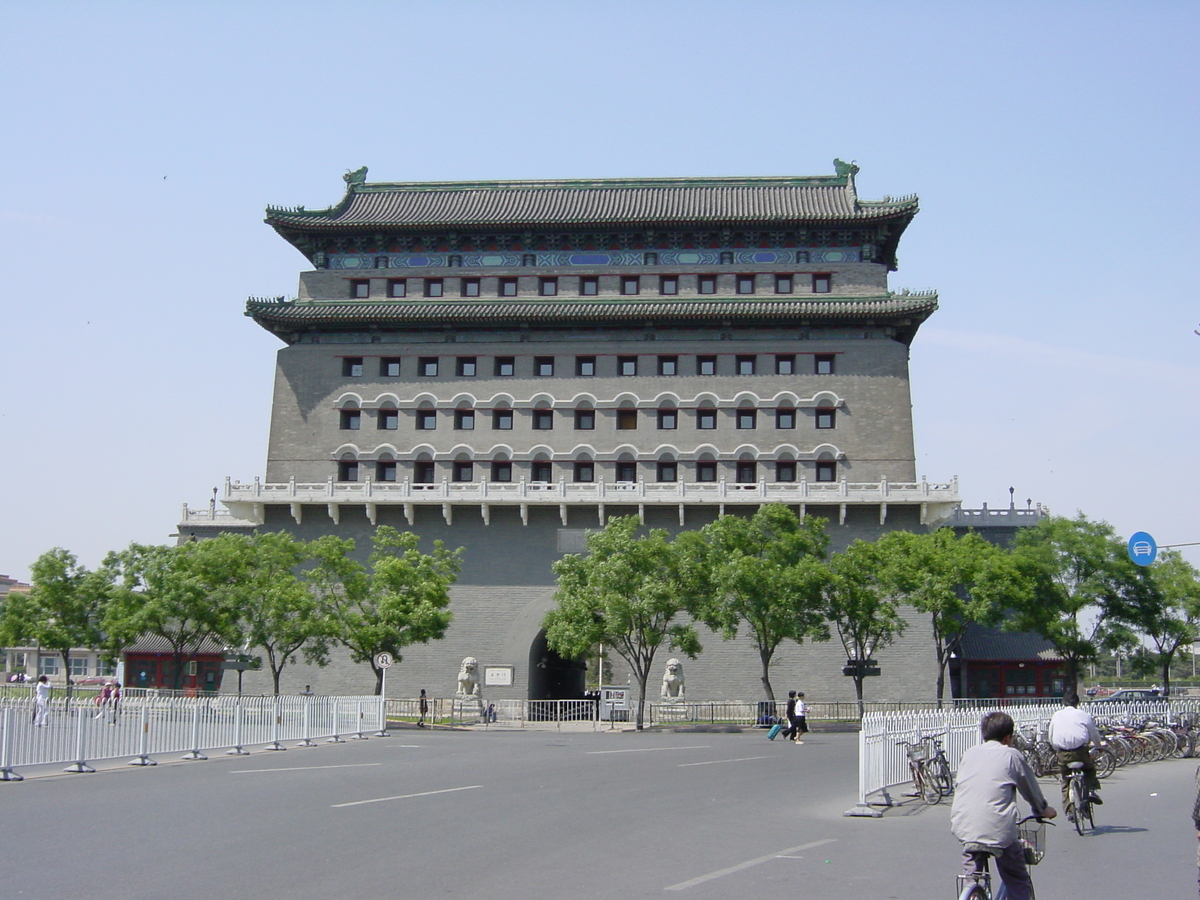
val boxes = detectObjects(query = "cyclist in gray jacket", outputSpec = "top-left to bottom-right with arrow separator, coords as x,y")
951,712 -> 1057,900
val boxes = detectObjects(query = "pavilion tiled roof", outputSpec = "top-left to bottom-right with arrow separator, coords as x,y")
265,165 -> 918,233
957,624 -> 1062,662
245,293 -> 938,335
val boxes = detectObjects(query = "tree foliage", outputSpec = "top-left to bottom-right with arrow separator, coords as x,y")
309,527 -> 460,695
687,505 -> 831,703
544,517 -> 701,729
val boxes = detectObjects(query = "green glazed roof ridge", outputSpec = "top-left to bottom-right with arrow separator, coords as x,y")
246,291 -> 936,309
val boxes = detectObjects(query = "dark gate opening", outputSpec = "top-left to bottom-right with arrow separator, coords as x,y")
528,630 -> 586,701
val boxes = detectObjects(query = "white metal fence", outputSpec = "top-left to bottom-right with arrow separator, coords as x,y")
854,699 -> 1200,813
0,694 -> 386,780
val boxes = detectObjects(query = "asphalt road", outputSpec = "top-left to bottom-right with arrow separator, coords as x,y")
1,726 -> 1195,899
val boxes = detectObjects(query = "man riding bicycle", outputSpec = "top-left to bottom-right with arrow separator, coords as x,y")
1048,692 -> 1102,819
951,711 -> 1057,900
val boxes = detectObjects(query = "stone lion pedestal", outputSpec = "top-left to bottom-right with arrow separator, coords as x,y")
454,656 -> 484,723
658,658 -> 689,721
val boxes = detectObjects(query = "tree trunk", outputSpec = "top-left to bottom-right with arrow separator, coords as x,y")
634,672 -> 648,731
60,650 -> 74,711
1162,653 -> 1173,700
854,675 -> 865,719
759,648 -> 775,703
372,664 -> 383,696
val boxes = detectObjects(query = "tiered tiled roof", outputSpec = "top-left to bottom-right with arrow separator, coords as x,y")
265,164 -> 918,233
245,293 -> 938,343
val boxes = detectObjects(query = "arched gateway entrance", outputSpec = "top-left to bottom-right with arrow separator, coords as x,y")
527,630 -> 585,700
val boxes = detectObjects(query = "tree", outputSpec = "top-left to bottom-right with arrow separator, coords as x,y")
1007,515 -> 1144,693
543,517 -> 701,730
104,543 -> 241,690
191,532 -> 334,695
1108,550 -> 1200,697
823,540 -> 906,717
687,505 -> 831,703
0,548 -> 113,707
309,527 -> 460,695
871,529 -> 1002,707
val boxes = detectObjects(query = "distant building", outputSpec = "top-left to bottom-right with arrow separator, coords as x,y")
182,162 -> 963,701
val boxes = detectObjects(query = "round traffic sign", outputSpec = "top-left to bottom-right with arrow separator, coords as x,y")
1127,531 -> 1158,567
375,652 -> 393,669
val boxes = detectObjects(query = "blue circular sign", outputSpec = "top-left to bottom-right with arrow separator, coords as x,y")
1128,531 -> 1158,566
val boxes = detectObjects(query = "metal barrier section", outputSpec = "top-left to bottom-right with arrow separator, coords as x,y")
0,694 -> 385,779
851,699 -> 1199,816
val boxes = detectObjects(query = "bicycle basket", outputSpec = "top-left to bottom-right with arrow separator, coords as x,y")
905,742 -> 928,762
1017,819 -> 1046,866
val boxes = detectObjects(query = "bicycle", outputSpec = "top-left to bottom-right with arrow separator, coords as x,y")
957,815 -> 1051,900
1064,760 -> 1095,835
895,733 -> 952,804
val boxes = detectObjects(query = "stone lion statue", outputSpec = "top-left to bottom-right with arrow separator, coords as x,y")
661,658 -> 685,700
456,656 -> 481,697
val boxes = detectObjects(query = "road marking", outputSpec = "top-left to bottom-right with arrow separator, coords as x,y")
229,764 -> 382,774
332,785 -> 482,808
586,746 -> 709,755
664,839 -> 837,891
678,756 -> 771,767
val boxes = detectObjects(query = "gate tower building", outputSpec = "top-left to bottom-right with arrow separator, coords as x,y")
183,161 -> 960,700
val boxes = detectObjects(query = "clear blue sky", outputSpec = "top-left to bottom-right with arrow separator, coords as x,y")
2,1 -> 1197,582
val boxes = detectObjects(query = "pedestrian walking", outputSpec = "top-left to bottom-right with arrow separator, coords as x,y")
32,675 -> 50,726
93,682 -> 113,719
780,691 -> 800,741
418,688 -> 428,728
794,692 -> 810,743
107,682 -> 121,724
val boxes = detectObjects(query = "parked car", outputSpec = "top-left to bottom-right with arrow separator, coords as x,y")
1092,688 -> 1161,702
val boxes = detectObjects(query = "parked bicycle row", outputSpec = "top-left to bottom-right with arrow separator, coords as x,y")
1015,713 -> 1196,781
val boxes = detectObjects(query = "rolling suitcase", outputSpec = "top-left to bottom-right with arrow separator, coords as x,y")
767,722 -> 783,740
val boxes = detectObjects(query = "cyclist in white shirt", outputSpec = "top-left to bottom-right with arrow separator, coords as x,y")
1048,692 -> 1103,817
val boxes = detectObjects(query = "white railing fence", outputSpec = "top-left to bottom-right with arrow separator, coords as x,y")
853,699 -> 1200,815
0,694 -> 386,780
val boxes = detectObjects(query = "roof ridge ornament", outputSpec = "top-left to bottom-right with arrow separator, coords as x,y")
344,166 -> 368,187
833,158 -> 859,178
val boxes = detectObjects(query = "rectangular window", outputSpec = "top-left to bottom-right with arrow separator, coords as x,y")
616,461 -> 637,482
697,355 -> 717,376
580,276 -> 599,296
414,461 -> 435,483
696,461 -> 717,482
657,355 -> 678,376
454,409 -> 475,430
377,461 -> 397,482
69,657 -> 88,677
776,408 -> 796,429
494,356 -> 515,376
499,278 -> 518,296
736,461 -> 757,483
424,279 -> 444,298
453,461 -> 474,482
812,273 -> 831,293
737,409 -> 757,430
573,461 -> 595,483
340,409 -> 361,430
656,462 -> 678,483
574,409 -> 595,430
492,409 -> 513,430
736,275 -> 755,294
388,279 -> 407,298
775,355 -> 795,375
461,278 -> 481,297
816,408 -> 836,429
532,461 -> 553,482
338,460 -> 359,482
342,357 -> 364,377
698,274 -> 717,294
539,277 -> 558,296
419,357 -> 438,377
621,276 -> 639,295
380,357 -> 401,377
576,356 -> 596,376
378,409 -> 399,430
616,409 -> 638,430
816,460 -> 837,482
618,356 -> 637,376
774,275 -> 793,294
814,354 -> 835,375
697,409 -> 717,430
416,410 -> 436,430
535,356 -> 554,376
491,461 -> 512,483
776,461 -> 797,482
351,279 -> 370,299
657,409 -> 677,430
456,357 -> 477,377
659,276 -> 678,295
736,355 -> 756,375
533,409 -> 554,430
39,657 -> 60,676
